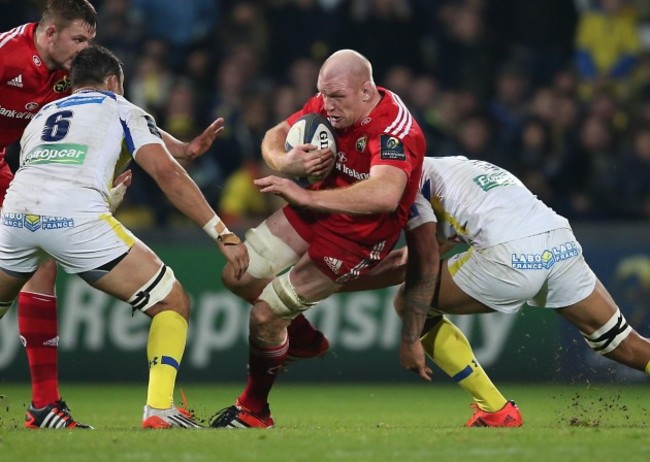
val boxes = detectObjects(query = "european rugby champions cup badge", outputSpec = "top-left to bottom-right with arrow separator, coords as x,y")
54,76 -> 71,93
379,134 -> 406,161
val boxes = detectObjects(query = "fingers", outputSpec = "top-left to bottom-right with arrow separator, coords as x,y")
114,169 -> 132,187
408,365 -> 433,381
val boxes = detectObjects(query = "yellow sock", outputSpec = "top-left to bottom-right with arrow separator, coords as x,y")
421,316 -> 507,412
146,310 -> 188,409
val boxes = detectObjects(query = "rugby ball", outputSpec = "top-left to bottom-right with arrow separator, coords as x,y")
285,113 -> 337,186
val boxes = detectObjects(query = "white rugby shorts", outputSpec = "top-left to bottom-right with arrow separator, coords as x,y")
447,228 -> 597,314
0,212 -> 135,274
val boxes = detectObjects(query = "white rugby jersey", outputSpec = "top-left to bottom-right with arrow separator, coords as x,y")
407,156 -> 570,249
3,89 -> 163,216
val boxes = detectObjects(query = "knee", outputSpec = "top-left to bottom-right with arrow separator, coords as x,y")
221,265 -> 267,302
249,302 -> 279,330
149,283 -> 191,320
167,284 -> 191,320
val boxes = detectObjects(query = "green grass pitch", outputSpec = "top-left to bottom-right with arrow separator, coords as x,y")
1,382 -> 649,461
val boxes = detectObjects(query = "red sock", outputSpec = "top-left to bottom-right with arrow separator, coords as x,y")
17,292 -> 60,408
238,336 -> 288,414
287,314 -> 320,347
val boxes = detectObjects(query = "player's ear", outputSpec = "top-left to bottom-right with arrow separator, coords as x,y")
45,24 -> 58,42
361,81 -> 372,102
105,74 -> 121,93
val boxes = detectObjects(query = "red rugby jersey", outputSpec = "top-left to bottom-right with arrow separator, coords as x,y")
287,86 -> 426,244
0,23 -> 72,153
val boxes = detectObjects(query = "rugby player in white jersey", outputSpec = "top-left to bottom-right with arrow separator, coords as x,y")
0,45 -> 249,429
354,155 -> 650,426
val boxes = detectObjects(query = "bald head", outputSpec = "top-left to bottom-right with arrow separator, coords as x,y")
317,49 -> 380,129
320,49 -> 374,86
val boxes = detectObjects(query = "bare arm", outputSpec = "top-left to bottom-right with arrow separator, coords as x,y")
134,143 -> 249,278
398,221 -> 438,381
160,117 -> 225,161
254,164 -> 407,215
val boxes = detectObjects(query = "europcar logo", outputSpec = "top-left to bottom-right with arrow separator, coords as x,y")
24,143 -> 87,165
512,241 -> 579,269
473,171 -> 519,192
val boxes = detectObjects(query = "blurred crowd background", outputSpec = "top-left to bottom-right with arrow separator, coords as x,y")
3,0 -> 650,234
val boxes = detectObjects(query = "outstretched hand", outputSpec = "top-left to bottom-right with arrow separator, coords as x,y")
182,117 -> 225,160
254,175 -> 311,207
400,340 -> 432,381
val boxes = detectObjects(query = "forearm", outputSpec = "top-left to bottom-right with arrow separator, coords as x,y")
307,166 -> 405,214
401,223 -> 439,343
159,129 -> 187,159
400,279 -> 436,344
261,122 -> 289,171
155,163 -> 221,229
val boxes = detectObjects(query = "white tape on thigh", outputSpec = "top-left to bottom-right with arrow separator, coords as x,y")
128,265 -> 176,312
581,308 -> 632,355
258,271 -> 317,319
244,222 -> 300,278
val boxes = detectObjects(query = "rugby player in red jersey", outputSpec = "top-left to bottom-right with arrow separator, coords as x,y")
0,0 -> 97,429
210,49 -> 427,428
1,0 -> 225,429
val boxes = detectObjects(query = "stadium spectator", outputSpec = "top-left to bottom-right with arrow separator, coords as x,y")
218,159 -> 285,232
487,59 -> 532,155
130,0 -> 219,71
126,41 -> 174,120
575,0 -> 642,100
570,115 -> 620,219
266,0 -> 344,79
618,124 -> 650,218
0,45 -> 248,429
210,49 -> 426,428
343,0 -> 425,82
351,156 -> 650,411
486,0 -> 578,87
513,116 -> 559,205
432,0 -> 496,100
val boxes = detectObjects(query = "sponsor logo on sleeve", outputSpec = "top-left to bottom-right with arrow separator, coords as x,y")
380,134 -> 405,161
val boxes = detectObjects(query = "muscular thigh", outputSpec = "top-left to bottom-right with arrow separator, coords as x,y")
289,253 -> 342,302
90,239 -> 166,302
556,279 -> 617,334
436,257 -> 494,315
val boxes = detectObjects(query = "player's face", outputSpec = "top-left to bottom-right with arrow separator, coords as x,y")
47,20 -> 96,71
318,75 -> 365,129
